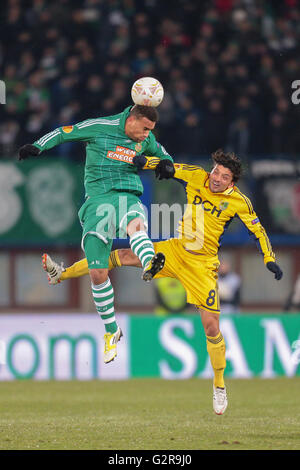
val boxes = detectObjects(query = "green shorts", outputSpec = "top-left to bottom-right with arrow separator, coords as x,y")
78,191 -> 147,269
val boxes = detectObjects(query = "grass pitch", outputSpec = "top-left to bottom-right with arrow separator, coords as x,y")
0,377 -> 299,450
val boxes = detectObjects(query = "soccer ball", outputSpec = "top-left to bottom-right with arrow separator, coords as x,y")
131,77 -> 164,107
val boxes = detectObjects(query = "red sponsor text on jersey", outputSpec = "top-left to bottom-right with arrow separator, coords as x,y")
106,146 -> 136,164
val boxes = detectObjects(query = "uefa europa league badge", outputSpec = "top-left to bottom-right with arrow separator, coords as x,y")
219,201 -> 229,211
135,143 -> 142,152
62,126 -> 74,133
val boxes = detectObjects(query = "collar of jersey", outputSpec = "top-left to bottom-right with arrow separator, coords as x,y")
204,174 -> 235,196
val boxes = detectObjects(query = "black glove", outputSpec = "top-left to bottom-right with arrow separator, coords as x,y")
266,261 -> 283,280
18,144 -> 40,161
155,159 -> 175,180
132,155 -> 147,170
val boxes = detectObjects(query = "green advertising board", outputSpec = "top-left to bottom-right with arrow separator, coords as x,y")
130,314 -> 300,379
0,159 -> 84,246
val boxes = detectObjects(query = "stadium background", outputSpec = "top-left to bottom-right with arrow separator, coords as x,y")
0,0 -> 300,383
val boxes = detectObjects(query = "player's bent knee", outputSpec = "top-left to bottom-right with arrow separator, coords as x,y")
89,268 -> 109,285
198,308 -> 220,337
127,217 -> 146,235
205,324 -> 220,337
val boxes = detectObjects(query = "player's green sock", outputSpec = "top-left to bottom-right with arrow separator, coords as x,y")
92,278 -> 118,334
129,231 -> 155,268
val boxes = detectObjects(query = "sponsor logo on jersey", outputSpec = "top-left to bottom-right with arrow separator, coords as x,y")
219,201 -> 229,210
192,195 -> 222,217
251,217 -> 260,225
106,146 -> 136,164
62,125 -> 74,133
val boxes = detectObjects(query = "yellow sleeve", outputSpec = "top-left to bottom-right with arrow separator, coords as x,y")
142,156 -> 161,169
173,163 -> 205,182
236,192 -> 276,264
142,157 -> 204,182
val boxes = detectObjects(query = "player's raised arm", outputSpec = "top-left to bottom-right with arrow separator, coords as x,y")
18,120 -> 107,160
140,135 -> 176,180
132,154 -> 175,180
172,163 -> 205,182
133,156 -> 204,182
236,193 -> 283,280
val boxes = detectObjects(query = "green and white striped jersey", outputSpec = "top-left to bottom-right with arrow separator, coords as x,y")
33,106 -> 173,197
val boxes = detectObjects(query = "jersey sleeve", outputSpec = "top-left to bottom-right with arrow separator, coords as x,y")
144,134 -> 174,162
33,120 -> 106,153
140,158 -> 204,183
236,193 -> 276,264
173,163 -> 205,183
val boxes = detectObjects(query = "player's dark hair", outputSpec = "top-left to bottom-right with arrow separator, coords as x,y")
211,149 -> 242,182
130,104 -> 159,122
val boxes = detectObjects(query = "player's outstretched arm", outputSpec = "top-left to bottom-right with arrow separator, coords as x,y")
236,194 -> 283,280
266,261 -> 283,280
133,156 -> 203,184
133,155 -> 175,179
18,120 -> 109,160
18,144 -> 40,160
155,159 -> 175,180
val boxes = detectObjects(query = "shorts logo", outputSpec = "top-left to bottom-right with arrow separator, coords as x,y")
106,146 -> 136,164
62,125 -> 74,133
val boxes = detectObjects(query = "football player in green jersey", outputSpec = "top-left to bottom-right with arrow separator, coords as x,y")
18,104 -> 175,364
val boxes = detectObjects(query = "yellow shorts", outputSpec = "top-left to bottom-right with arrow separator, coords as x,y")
153,238 -> 220,314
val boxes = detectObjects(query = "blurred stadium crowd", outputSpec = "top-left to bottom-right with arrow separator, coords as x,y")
1,0 -> 300,161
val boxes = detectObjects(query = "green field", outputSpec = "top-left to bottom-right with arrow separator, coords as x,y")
0,377 -> 299,450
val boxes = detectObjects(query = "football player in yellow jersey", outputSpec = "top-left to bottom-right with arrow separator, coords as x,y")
42,149 -> 283,415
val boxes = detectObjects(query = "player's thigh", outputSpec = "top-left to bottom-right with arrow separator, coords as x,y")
79,196 -> 117,243
83,233 -> 113,269
152,239 -> 182,279
117,193 -> 148,237
197,258 -> 220,314
176,257 -> 220,314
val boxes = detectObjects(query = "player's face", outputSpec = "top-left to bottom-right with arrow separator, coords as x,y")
209,164 -> 234,193
125,116 -> 156,142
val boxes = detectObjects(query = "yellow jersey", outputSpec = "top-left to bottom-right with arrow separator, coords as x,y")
143,158 -> 275,263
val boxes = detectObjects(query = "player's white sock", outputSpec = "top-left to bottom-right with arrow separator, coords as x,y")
129,231 -> 155,269
92,278 -> 117,334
